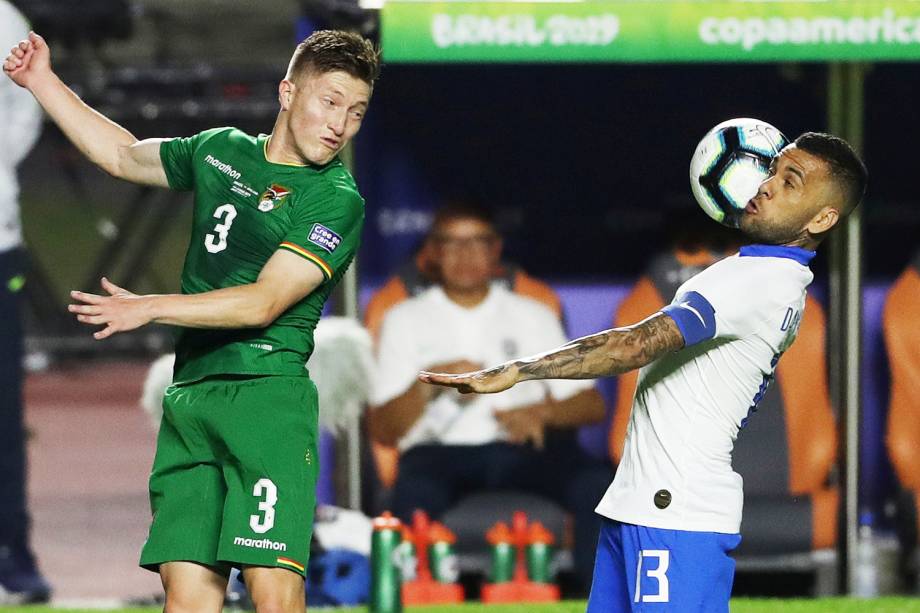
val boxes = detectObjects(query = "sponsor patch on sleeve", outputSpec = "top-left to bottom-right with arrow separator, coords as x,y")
308,223 -> 342,253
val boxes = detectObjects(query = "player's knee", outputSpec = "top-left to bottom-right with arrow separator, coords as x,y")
163,593 -> 222,613
251,593 -> 304,613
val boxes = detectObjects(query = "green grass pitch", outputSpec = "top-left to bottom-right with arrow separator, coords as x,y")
3,599 -> 920,612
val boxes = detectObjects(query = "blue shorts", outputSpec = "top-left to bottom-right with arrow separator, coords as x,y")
586,519 -> 741,612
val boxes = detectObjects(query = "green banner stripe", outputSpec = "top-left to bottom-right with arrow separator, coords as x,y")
382,2 -> 920,63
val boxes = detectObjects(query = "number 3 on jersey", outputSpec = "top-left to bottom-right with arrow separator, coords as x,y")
635,549 -> 670,603
205,203 -> 237,253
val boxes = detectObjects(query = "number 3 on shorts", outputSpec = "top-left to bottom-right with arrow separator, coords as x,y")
250,478 -> 278,534
635,549 -> 670,603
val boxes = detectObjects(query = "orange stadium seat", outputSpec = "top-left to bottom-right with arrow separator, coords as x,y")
883,252 -> 920,583
610,246 -> 839,594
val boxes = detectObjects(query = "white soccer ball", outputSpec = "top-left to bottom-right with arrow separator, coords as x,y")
689,118 -> 788,227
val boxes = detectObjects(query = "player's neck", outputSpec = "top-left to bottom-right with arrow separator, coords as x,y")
265,131 -> 302,166
442,284 -> 490,308
778,234 -> 821,252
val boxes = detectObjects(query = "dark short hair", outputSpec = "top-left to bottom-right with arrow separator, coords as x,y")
287,30 -> 380,87
793,132 -> 868,215
430,199 -> 497,236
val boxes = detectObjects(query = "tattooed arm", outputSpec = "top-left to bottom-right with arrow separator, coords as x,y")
418,312 -> 685,394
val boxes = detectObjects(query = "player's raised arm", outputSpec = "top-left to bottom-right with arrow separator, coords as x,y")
3,32 -> 168,187
69,249 -> 326,340
419,312 -> 685,394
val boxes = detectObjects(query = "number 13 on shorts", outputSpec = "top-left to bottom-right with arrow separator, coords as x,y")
635,549 -> 670,603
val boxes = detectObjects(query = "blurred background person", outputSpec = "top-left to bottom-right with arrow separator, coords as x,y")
363,195 -> 563,493
363,202 -> 562,341
368,202 -> 612,593
0,0 -> 51,602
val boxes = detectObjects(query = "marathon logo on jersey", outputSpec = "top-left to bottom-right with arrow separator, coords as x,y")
308,223 -> 342,253
258,184 -> 292,212
204,154 -> 241,180
233,536 -> 288,552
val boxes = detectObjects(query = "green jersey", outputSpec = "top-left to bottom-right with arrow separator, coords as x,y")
159,127 -> 364,384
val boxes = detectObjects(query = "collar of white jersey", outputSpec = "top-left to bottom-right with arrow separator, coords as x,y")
739,244 -> 816,266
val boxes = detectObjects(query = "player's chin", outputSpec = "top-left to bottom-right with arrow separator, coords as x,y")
737,212 -> 757,235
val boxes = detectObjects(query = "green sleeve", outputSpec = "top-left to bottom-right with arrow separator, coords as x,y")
279,183 -> 365,282
158,127 -> 230,191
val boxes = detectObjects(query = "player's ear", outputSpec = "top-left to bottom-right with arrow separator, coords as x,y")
278,79 -> 296,110
807,205 -> 840,235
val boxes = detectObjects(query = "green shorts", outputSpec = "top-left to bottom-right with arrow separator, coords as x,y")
139,375 -> 319,577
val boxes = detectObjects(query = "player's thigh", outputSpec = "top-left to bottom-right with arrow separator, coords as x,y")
624,524 -> 741,612
243,565 -> 305,613
215,376 -> 319,575
160,561 -> 228,613
141,389 -> 227,571
587,519 -> 632,613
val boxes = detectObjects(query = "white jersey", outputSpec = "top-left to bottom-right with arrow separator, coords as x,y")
372,284 -> 595,452
0,1 -> 44,253
595,245 -> 815,534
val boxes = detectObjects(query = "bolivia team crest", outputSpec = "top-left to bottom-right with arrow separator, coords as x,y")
258,184 -> 291,212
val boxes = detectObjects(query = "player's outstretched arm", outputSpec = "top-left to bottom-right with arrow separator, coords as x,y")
3,32 -> 169,187
68,250 -> 325,340
419,312 -> 685,394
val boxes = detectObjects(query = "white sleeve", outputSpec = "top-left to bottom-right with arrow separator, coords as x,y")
527,304 -> 597,401
668,262 -> 765,343
370,307 -> 422,406
0,2 -> 43,167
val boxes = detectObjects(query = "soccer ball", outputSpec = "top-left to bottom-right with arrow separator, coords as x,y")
689,118 -> 789,227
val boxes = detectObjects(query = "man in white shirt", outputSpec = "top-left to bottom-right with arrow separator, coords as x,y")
369,203 -> 610,592
0,1 -> 49,602
420,133 -> 867,612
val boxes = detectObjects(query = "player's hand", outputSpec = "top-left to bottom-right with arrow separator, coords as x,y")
425,360 -> 483,376
418,361 -> 521,394
495,404 -> 548,449
69,277 -> 151,340
3,32 -> 52,89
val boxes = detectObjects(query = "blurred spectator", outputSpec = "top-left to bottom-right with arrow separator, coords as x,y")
0,0 -> 51,602
364,201 -> 561,341
884,249 -> 920,575
367,202 -> 611,591
364,198 -> 563,490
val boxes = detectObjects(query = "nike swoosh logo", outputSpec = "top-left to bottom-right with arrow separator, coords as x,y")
679,301 -> 707,326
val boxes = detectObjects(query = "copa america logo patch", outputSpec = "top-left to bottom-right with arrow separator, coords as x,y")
308,223 -> 342,253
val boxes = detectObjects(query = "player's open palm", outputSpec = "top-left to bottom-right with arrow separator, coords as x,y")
69,277 -> 150,340
3,32 -> 51,89
419,361 -> 521,395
